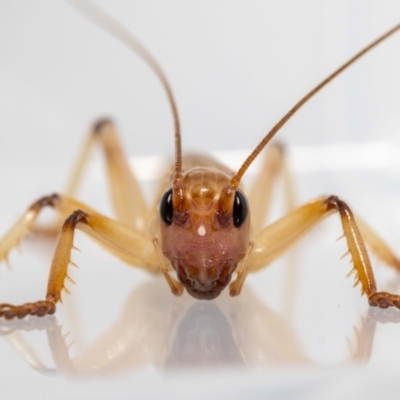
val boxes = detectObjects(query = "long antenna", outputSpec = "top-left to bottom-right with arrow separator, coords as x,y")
230,22 -> 400,188
67,0 -> 182,175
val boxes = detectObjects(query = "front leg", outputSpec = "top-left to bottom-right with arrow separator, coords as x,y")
0,194 -> 161,319
247,195 -> 400,309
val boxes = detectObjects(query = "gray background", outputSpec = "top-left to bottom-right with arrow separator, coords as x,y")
0,0 -> 399,169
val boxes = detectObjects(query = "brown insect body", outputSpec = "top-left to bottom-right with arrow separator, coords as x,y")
160,165 -> 250,299
1,2 -> 400,320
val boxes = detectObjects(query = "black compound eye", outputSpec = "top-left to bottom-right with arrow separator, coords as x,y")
233,191 -> 248,228
160,188 -> 173,225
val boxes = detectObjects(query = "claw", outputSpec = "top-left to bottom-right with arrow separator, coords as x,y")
368,292 -> 400,310
0,300 -> 56,320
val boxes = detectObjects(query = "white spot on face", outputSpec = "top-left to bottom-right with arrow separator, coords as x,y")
197,225 -> 206,236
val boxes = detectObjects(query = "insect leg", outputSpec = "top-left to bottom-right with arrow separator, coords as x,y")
65,119 -> 148,231
0,195 -> 159,319
248,195 -> 400,309
248,143 -> 295,234
354,215 -> 400,272
152,237 -> 183,296
229,241 -> 254,296
0,194 -> 61,263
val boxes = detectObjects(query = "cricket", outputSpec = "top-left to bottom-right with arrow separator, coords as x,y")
0,2 -> 400,320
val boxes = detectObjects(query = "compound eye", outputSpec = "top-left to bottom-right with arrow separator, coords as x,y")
160,188 -> 173,225
233,191 -> 248,228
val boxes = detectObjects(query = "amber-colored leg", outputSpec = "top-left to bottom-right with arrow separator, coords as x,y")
229,242 -> 254,297
152,238 -> 183,296
355,215 -> 400,272
0,194 -> 61,263
0,194 -> 162,319
248,143 -> 295,234
65,119 -> 149,231
247,195 -> 400,309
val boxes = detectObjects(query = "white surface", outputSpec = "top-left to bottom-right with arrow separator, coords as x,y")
1,1 -> 400,399
1,153 -> 400,399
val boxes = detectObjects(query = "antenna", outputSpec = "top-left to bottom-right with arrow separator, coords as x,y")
230,22 -> 400,188
67,0 -> 183,176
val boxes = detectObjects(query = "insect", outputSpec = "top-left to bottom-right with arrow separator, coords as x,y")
0,1 -> 400,319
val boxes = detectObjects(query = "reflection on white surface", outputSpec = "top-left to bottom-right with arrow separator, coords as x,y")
0,282 -> 299,374
0,142 -> 400,400
0,278 -> 389,376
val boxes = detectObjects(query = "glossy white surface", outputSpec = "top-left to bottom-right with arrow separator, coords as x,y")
1,1 -> 400,399
1,148 -> 400,399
